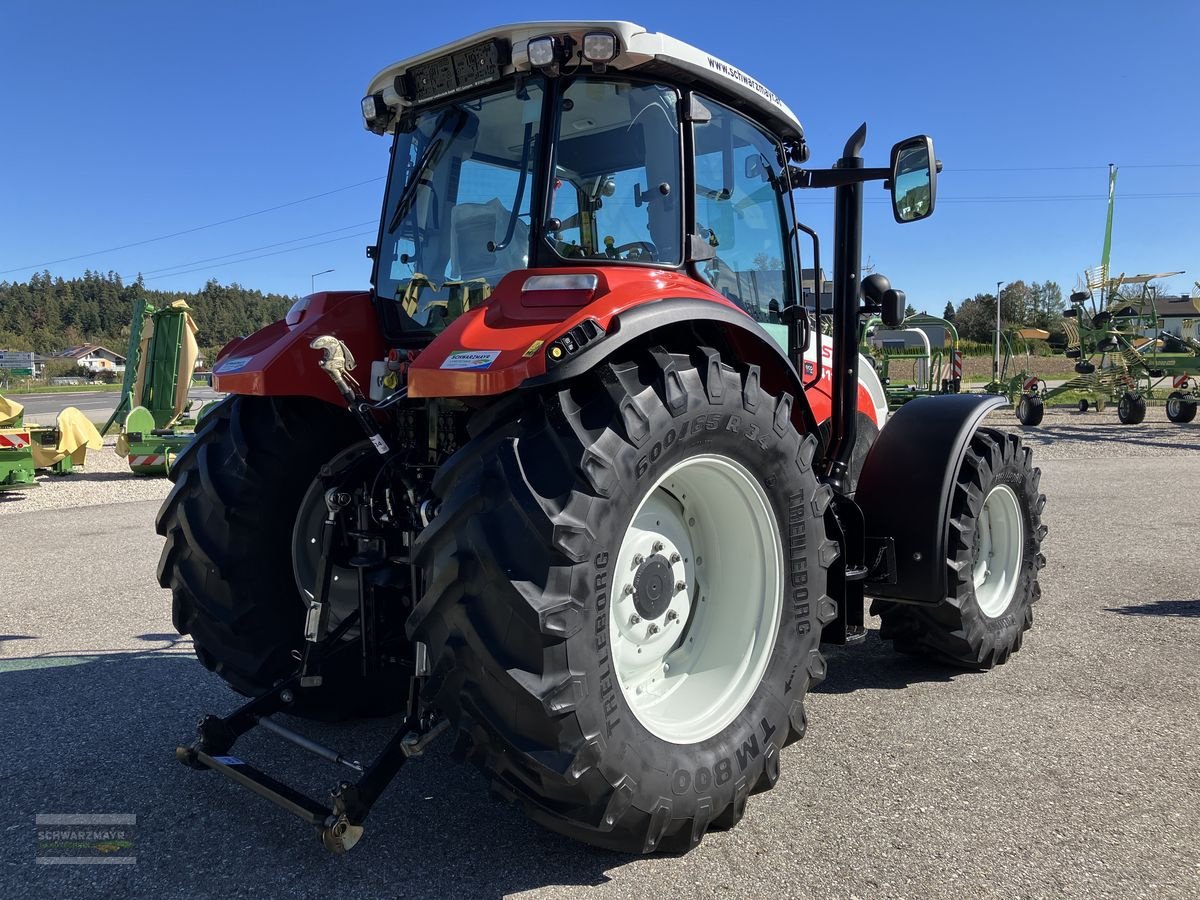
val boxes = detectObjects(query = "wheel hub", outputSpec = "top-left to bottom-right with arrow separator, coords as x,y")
632,554 -> 675,620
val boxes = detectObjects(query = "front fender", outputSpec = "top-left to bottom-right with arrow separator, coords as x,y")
857,394 -> 1007,605
210,291 -> 383,406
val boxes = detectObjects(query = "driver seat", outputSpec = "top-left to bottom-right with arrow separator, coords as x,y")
449,199 -> 529,283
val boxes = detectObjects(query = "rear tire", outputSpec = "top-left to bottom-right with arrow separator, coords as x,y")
156,395 -> 404,718
1166,391 -> 1197,424
1117,392 -> 1146,425
409,346 -> 833,853
1078,399 -> 1089,413
873,429 -> 1046,668
1015,395 -> 1044,426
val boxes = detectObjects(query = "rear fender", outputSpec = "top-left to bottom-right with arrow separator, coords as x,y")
856,394 -> 1007,605
210,291 -> 383,406
526,297 -> 821,435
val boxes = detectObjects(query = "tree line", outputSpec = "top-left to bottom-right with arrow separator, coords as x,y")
935,280 -> 1065,344
0,271 -> 295,359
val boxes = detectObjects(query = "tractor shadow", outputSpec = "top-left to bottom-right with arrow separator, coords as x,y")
0,649 -> 621,897
814,628 -> 956,693
1106,599 -> 1200,618
1016,421 -> 1198,454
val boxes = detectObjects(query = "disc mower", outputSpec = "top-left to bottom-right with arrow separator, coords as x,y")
104,299 -> 211,474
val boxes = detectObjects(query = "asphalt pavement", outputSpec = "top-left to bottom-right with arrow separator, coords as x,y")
12,389 -> 224,425
0,407 -> 1197,899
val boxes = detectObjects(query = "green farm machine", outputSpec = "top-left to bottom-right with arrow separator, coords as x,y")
104,299 -> 209,474
0,394 -> 102,492
1053,271 -> 1197,424
1014,165 -> 1200,425
863,313 -> 963,406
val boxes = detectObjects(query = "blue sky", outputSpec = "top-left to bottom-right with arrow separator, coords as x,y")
2,1 -> 1197,307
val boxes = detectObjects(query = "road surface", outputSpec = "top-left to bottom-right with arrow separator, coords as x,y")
12,389 -> 224,425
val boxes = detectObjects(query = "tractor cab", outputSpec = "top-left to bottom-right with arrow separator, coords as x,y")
361,22 -> 928,352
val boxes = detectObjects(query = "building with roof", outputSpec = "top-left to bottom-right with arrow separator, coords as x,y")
53,344 -> 127,374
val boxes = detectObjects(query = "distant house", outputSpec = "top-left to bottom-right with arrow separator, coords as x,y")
1149,296 -> 1200,341
54,344 -> 127,374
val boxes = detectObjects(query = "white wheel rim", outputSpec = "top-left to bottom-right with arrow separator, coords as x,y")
973,484 -> 1024,618
609,454 -> 782,745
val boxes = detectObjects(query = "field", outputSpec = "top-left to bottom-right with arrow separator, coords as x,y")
1,412 -> 1197,899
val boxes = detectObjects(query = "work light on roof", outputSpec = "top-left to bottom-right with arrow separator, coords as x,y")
361,94 -> 388,133
527,36 -> 558,69
582,32 -> 618,68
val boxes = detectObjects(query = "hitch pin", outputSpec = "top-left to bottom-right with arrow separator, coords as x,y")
256,716 -> 363,773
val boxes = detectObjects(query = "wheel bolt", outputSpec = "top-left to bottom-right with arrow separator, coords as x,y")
632,554 -> 644,566
669,552 -> 681,564
646,623 -> 660,636
623,584 -> 634,596
629,613 -> 641,625
652,541 -> 664,553
675,581 -> 687,594
666,609 -> 678,622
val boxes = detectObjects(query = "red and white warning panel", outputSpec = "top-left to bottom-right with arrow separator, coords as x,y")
952,350 -> 963,381
0,431 -> 31,449
129,454 -> 165,468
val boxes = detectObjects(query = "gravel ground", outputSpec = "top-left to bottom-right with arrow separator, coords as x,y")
1,406 -> 1197,899
0,437 -> 171,516
994,405 -> 1200,460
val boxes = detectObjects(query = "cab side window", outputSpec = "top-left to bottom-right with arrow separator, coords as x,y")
693,99 -> 792,320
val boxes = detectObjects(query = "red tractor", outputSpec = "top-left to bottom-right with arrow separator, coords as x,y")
163,22 -> 1046,854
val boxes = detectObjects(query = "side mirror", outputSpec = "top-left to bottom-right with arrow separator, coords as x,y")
862,273 -> 906,328
889,135 -> 937,223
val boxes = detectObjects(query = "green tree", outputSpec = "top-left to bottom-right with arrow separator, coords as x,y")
954,294 -> 996,342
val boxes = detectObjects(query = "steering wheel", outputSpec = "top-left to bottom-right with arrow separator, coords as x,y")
611,241 -> 658,262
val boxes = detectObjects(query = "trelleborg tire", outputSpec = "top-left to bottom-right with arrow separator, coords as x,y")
409,346 -> 835,853
155,395 -> 404,718
872,428 -> 1047,668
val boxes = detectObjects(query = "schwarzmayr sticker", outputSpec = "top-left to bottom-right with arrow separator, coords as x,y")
440,350 -> 501,371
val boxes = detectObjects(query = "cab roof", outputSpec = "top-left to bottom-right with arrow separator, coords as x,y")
365,21 -> 803,144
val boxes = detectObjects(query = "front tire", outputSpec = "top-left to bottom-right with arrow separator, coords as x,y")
409,347 -> 834,853
873,428 -> 1046,668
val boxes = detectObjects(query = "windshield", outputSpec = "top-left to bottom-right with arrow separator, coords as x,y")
376,81 -> 544,332
373,76 -> 685,336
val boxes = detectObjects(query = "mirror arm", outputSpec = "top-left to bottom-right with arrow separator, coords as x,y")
788,166 -> 890,190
